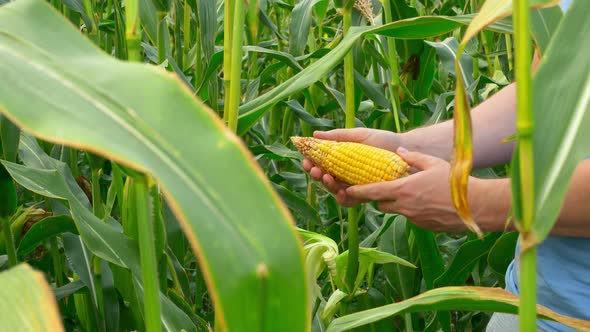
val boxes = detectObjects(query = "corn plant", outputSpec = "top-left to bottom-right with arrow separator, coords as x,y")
0,0 -> 589,331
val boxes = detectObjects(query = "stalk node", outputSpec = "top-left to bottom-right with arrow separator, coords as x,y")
516,122 -> 534,136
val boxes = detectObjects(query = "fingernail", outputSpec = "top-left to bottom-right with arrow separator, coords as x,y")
397,147 -> 409,155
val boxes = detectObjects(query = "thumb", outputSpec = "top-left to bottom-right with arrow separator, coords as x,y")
396,147 -> 444,171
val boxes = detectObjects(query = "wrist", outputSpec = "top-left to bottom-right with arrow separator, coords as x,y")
397,130 -> 421,152
399,127 -> 453,161
468,177 -> 513,232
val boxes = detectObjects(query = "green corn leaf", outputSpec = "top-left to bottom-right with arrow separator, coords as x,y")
139,0 -> 158,41
101,262 -> 121,332
425,37 -> 474,89
284,100 -> 335,128
151,0 -> 171,13
386,0 -> 422,59
527,0 -> 590,246
244,46 -> 303,70
413,45 -> 437,101
530,6 -> 563,55
449,0 -> 559,238
359,212 -> 394,247
290,0 -> 324,56
54,279 -> 86,300
0,164 -> 16,218
320,289 -> 350,322
336,247 -> 416,294
0,264 -> 65,332
17,215 -> 79,256
408,223 -> 450,330
378,215 -> 416,301
237,15 -> 516,135
325,286 -> 590,332
272,183 -> 321,226
0,0 -> 308,331
60,0 -> 93,32
3,132 -> 200,332
1,116 -> 19,163
487,232 -> 519,281
62,233 -> 103,329
408,223 -> 444,290
434,232 -> 502,287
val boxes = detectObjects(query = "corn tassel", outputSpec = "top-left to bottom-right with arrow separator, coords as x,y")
353,0 -> 374,25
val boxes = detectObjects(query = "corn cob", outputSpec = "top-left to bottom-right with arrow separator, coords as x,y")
291,136 -> 410,185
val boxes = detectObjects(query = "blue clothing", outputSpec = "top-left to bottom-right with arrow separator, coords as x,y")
506,237 -> 590,331
504,1 -> 590,331
559,0 -> 571,11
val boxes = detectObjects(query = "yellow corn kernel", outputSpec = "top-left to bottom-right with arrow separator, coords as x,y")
291,136 -> 410,185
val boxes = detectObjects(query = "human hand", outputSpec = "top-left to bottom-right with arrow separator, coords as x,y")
343,147 -> 479,233
302,128 -> 404,200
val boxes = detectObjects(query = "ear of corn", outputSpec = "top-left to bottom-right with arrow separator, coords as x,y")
291,136 -> 410,185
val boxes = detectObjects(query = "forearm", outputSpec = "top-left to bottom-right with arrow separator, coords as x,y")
469,177 -> 512,232
471,160 -> 590,236
401,83 -> 517,168
547,159 -> 590,236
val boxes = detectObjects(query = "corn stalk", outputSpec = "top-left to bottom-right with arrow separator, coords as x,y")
226,0 -> 245,133
382,0 -> 402,133
342,5 -> 358,293
133,176 -> 163,332
512,0 -> 536,330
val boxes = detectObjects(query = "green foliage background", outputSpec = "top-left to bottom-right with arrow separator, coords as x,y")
0,0 -> 589,331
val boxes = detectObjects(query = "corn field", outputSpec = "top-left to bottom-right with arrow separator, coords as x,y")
0,0 -> 589,331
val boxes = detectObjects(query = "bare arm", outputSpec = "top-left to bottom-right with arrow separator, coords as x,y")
304,84 -> 519,206
342,149 -> 590,237
401,49 -> 543,168
472,160 -> 590,236
302,53 -> 590,236
401,83 -> 517,168
306,83 -> 518,191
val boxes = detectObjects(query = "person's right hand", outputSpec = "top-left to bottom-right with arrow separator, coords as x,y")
301,128 -> 404,206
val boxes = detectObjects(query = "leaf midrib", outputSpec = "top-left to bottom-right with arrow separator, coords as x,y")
0,39 -> 264,262
537,76 -> 590,209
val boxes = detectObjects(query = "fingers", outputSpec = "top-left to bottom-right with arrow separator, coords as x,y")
303,159 -> 324,181
376,200 -> 400,214
305,170 -> 360,206
322,174 -> 349,193
335,189 -> 367,207
397,147 -> 445,171
313,128 -> 370,142
309,166 -> 323,180
303,159 -> 325,180
345,180 -> 402,202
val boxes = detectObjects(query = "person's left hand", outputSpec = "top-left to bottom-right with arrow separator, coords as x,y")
344,147 -> 472,232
